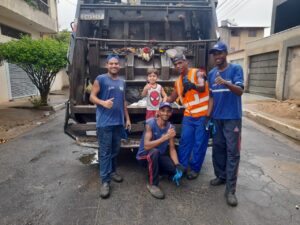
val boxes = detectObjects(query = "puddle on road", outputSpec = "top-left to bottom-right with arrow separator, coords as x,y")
78,152 -> 98,165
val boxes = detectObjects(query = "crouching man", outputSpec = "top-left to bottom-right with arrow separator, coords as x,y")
136,102 -> 184,199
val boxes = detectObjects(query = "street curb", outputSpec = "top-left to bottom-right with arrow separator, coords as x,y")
243,109 -> 300,141
51,102 -> 66,112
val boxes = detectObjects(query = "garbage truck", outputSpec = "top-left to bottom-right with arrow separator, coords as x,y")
64,0 -> 219,148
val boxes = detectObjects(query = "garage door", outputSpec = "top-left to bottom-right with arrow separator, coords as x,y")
8,63 -> 38,99
248,52 -> 278,97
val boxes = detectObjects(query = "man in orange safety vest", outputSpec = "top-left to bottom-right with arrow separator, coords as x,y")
167,53 -> 212,179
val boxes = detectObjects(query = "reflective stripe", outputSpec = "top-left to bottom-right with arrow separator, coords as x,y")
183,95 -> 209,107
189,105 -> 208,114
191,69 -> 197,83
176,79 -> 183,106
235,81 -> 243,85
212,89 -> 230,92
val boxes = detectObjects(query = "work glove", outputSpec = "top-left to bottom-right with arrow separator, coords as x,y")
172,169 -> 183,186
204,116 -> 211,129
183,77 -> 197,93
205,118 -> 216,137
172,164 -> 185,186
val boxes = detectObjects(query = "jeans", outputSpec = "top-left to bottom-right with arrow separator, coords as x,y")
212,119 -> 241,193
97,125 -> 123,183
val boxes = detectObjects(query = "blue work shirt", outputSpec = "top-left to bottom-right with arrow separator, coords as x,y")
208,64 -> 244,119
95,74 -> 125,128
137,118 -> 172,159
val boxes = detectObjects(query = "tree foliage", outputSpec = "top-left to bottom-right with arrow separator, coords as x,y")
0,36 -> 68,105
51,29 -> 71,44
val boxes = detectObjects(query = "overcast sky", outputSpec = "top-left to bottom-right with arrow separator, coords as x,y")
57,0 -> 274,31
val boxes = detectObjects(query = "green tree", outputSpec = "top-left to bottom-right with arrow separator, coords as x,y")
0,36 -> 68,106
52,29 -> 71,44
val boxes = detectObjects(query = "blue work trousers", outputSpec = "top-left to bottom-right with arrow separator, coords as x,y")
97,125 -> 122,183
212,119 -> 241,194
178,116 -> 209,173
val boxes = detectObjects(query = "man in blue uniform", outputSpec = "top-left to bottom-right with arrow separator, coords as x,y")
90,55 -> 131,199
137,102 -> 184,199
208,42 -> 244,207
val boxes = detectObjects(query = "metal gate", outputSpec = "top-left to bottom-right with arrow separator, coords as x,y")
8,63 -> 38,99
248,52 -> 278,97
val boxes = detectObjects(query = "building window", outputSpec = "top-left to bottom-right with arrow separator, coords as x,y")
0,24 -> 30,39
23,0 -> 49,15
248,30 -> 257,37
231,30 -> 240,37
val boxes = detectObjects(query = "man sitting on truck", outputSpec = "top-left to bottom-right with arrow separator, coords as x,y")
90,54 -> 131,199
167,52 -> 211,180
136,102 -> 184,199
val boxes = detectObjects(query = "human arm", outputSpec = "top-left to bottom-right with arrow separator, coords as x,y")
214,76 -> 244,96
214,66 -> 244,96
124,98 -> 131,130
161,87 -> 168,102
144,125 -> 176,151
141,83 -> 151,97
207,94 -> 213,117
89,79 -> 114,108
169,138 -> 179,165
166,90 -> 178,103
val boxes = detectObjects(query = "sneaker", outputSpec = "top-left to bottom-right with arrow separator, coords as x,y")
146,184 -> 165,199
210,177 -> 226,186
100,182 -> 110,199
226,192 -> 238,207
111,172 -> 123,183
186,170 -> 199,180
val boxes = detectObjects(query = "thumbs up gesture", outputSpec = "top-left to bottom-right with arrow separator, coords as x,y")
103,98 -> 114,109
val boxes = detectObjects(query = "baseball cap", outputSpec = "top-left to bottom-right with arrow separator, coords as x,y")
159,102 -> 172,110
106,54 -> 120,62
209,41 -> 228,54
171,52 -> 186,63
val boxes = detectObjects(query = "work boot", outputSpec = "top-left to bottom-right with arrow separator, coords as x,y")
100,182 -> 110,199
225,192 -> 238,207
210,177 -> 226,186
186,170 -> 199,180
146,184 -> 165,199
111,172 -> 123,183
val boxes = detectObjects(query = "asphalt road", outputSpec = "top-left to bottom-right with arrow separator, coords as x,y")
0,110 -> 299,225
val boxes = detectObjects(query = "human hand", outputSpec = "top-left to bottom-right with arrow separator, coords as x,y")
183,80 -> 197,92
176,164 -> 185,173
125,120 -> 131,131
102,98 -> 114,109
144,84 -> 152,91
214,73 -> 227,86
204,116 -> 211,130
166,127 -> 176,139
172,168 -> 183,186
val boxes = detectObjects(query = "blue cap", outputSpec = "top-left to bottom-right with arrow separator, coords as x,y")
106,54 -> 120,62
159,102 -> 172,110
209,41 -> 228,54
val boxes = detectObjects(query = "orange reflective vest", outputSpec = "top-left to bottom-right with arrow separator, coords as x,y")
175,68 -> 209,118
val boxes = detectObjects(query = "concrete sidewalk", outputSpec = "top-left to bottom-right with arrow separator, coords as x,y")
0,89 -> 69,143
243,93 -> 300,142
